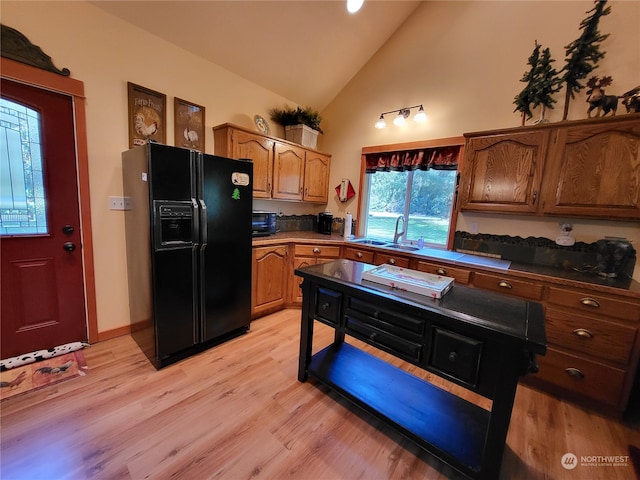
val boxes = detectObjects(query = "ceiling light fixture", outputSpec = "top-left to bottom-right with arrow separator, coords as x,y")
374,105 -> 427,129
347,0 -> 364,14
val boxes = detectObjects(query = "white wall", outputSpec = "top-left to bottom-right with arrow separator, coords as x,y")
322,0 -> 640,280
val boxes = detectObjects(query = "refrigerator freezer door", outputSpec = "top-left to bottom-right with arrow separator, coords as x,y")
199,154 -> 253,342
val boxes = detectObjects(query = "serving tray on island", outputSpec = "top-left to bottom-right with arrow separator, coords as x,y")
362,264 -> 454,299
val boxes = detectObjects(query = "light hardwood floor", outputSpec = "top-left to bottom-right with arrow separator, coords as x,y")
1,308 -> 639,480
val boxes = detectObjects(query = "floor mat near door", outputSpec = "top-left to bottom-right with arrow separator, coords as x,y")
0,350 -> 87,401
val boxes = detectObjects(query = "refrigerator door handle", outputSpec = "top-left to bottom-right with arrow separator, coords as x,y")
193,244 -> 200,344
199,199 -> 208,247
191,198 -> 200,246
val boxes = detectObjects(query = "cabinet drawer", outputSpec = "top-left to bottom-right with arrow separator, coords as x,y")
295,245 -> 341,258
345,316 -> 422,363
547,287 -> 640,322
315,287 -> 342,326
535,347 -> 626,408
373,252 -> 411,268
429,327 -> 483,387
347,297 -> 425,338
472,273 -> 543,300
545,308 -> 637,366
342,247 -> 375,264
414,261 -> 471,285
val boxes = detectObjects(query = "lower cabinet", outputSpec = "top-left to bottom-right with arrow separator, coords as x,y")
252,244 -> 289,318
290,244 -> 341,304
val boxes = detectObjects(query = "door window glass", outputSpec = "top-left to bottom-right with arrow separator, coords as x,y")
0,98 -> 47,235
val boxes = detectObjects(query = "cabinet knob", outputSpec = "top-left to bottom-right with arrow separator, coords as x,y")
389,258 -> 396,265
580,297 -> 600,308
321,302 -> 330,311
564,367 -> 585,380
498,280 -> 512,289
572,328 -> 594,339
372,311 -> 379,318
356,252 -> 363,258
448,352 -> 458,362
313,247 -> 321,254
436,268 -> 447,276
370,332 -> 378,341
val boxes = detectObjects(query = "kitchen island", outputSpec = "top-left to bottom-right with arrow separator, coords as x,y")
296,259 -> 546,480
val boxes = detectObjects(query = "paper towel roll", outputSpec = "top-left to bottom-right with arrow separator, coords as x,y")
344,213 -> 352,239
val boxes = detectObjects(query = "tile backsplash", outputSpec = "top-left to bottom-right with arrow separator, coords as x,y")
454,231 -> 636,279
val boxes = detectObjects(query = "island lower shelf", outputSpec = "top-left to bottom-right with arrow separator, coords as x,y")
308,342 -> 489,475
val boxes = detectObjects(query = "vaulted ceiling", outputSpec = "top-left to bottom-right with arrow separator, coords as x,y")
91,1 -> 421,110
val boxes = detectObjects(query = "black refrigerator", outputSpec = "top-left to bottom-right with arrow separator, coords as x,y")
123,142 -> 253,368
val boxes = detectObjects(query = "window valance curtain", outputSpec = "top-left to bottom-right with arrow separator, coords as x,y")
365,145 -> 460,173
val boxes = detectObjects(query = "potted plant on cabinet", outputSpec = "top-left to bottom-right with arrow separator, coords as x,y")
269,105 -> 323,149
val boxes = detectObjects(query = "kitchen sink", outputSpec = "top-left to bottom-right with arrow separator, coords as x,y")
351,238 -> 389,246
385,244 -> 420,251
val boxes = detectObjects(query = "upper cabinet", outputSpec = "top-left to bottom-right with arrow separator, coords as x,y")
458,130 -> 549,214
540,117 -> 640,219
459,114 -> 640,221
213,123 -> 331,203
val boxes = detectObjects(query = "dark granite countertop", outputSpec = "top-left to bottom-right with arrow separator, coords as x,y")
253,232 -> 640,297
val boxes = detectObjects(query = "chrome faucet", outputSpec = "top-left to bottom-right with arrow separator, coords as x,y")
393,215 -> 405,244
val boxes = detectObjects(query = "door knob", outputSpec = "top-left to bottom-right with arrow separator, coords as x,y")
62,225 -> 75,235
63,242 -> 76,252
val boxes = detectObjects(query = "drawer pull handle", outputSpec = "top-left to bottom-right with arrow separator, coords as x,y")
436,268 -> 447,276
498,280 -> 512,289
573,328 -> 594,339
580,297 -> 600,308
389,258 -> 396,265
448,352 -> 458,362
313,247 -> 321,254
321,302 -> 330,311
564,368 -> 585,380
356,252 -> 363,258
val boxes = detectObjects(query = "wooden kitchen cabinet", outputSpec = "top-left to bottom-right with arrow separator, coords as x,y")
525,285 -> 640,415
303,151 -> 331,203
291,244 -> 341,303
458,114 -> 640,220
459,129 -> 549,214
272,142 -> 305,201
540,115 -> 640,219
342,246 -> 375,264
252,245 -> 289,318
413,260 -> 471,285
373,251 -> 411,268
213,123 -> 331,203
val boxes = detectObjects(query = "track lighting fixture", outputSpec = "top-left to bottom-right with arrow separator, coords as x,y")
374,105 -> 427,129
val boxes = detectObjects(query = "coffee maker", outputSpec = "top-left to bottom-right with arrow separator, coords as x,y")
317,212 -> 333,235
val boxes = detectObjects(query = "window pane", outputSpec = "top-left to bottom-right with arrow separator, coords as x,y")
0,98 -> 48,235
407,169 -> 456,245
365,170 -> 408,240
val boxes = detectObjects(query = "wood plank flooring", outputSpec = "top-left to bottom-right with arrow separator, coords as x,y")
1,308 -> 639,479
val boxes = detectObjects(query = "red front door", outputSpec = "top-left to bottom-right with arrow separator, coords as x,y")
1,79 -> 87,358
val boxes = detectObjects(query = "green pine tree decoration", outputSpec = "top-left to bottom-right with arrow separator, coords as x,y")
561,0 -> 611,120
514,41 -> 541,124
514,41 -> 562,125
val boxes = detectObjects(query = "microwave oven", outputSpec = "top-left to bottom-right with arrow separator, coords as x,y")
252,211 -> 277,237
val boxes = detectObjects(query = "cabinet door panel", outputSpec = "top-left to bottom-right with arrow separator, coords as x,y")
303,152 -> 331,203
272,142 -> 305,200
252,245 -> 288,316
542,119 -> 640,219
459,130 -> 548,213
232,130 -> 274,199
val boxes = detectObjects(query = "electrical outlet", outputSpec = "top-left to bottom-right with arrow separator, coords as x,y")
469,222 -> 479,234
109,196 -> 131,210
